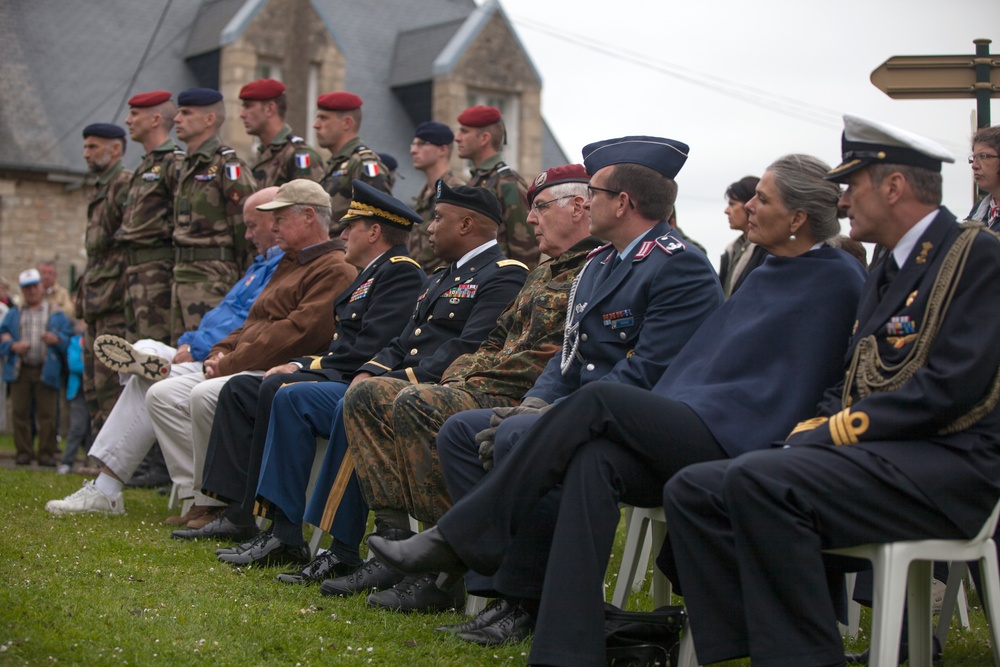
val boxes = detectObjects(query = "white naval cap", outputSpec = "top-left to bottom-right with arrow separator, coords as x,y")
826,114 -> 955,182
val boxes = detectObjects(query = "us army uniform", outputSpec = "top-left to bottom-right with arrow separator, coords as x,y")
171,135 -> 256,343
80,160 -> 133,433
344,234 -> 602,525
468,154 -> 537,269
250,124 -> 324,187
320,136 -> 390,226
118,137 -> 180,344
409,171 -> 466,275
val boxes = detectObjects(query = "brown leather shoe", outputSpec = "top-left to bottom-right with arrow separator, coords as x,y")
185,505 -> 226,529
164,503 -> 215,527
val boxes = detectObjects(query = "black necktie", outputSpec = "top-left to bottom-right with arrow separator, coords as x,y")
878,255 -> 898,300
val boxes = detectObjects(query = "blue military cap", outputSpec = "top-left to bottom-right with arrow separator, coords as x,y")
582,136 -> 690,179
82,123 -> 126,139
177,87 -> 223,107
435,180 -> 503,226
414,121 -> 455,146
341,180 -> 421,231
826,114 -> 956,182
377,152 -> 398,171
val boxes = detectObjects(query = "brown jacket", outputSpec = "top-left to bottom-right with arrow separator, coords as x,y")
211,240 -> 356,375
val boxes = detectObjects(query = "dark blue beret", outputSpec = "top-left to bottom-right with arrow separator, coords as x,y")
341,180 -> 420,231
377,152 -> 398,171
82,123 -> 126,139
435,180 -> 502,225
177,87 -> 223,107
414,121 -> 454,146
582,135 -> 690,179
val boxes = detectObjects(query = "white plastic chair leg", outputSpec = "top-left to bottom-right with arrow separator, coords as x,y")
676,618 -> 699,667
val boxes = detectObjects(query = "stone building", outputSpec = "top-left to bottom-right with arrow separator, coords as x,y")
0,0 -> 566,290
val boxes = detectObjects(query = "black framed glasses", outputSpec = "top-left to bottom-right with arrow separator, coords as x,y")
530,194 -> 575,212
969,152 -> 1000,164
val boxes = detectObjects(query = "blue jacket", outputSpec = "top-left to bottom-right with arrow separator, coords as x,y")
66,334 -> 85,400
0,304 -> 74,388
177,246 -> 284,361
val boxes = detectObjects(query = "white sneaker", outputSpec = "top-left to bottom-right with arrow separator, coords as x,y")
56,464 -> 72,475
45,481 -> 125,516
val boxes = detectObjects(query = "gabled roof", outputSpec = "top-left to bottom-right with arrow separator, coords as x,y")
184,0 -> 256,58
433,0 -> 541,83
389,18 -> 467,88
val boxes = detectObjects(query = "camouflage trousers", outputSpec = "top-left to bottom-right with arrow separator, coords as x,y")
170,260 -> 239,344
125,259 -> 173,344
84,313 -> 128,435
342,377 -> 514,524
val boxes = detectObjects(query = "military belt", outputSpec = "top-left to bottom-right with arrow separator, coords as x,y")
174,247 -> 236,263
127,246 -> 174,265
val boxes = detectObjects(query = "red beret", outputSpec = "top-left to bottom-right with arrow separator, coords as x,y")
458,105 -> 502,127
128,90 -> 172,107
526,164 -> 590,205
239,78 -> 286,101
317,92 -> 363,111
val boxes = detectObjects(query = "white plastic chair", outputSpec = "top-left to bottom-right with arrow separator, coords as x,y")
826,498 -> 1000,667
612,506 -> 672,608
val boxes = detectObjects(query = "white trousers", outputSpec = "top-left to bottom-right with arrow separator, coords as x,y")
146,367 -> 263,505
88,340 -> 202,484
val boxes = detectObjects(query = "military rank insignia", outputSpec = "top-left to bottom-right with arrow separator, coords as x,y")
603,309 -> 634,329
350,278 -> 373,302
295,153 -> 311,169
225,164 -> 241,180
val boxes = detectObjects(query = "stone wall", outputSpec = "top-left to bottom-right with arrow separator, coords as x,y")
0,172 -> 89,294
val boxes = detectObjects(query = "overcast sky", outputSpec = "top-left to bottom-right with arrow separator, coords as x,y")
485,0 -> 1000,267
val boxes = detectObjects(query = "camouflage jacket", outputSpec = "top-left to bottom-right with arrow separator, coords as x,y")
174,134 -> 257,273
250,124 -> 324,188
79,161 -> 132,320
409,171 -> 466,275
320,136 -> 390,225
117,137 -> 179,251
468,153 -> 539,270
439,235 -> 603,401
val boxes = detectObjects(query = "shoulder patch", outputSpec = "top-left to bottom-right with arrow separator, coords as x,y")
586,242 -> 614,260
390,256 -> 422,269
497,259 -> 529,270
653,234 -> 687,256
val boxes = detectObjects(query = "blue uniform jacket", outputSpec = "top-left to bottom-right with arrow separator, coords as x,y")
0,305 -> 74,388
290,246 -> 426,382
525,221 -> 723,404
787,209 -> 1000,536
357,244 -> 528,384
177,246 -> 284,361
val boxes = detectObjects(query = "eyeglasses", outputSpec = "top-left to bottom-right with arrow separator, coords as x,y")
530,195 -> 575,212
587,185 -> 636,209
969,152 -> 1000,164
410,140 -> 433,148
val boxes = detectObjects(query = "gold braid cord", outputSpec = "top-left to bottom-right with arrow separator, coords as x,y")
842,225 -> 1000,435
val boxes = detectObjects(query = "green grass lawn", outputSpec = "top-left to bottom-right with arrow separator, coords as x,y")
0,434 -> 996,665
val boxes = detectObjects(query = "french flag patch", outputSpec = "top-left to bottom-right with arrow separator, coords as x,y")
364,162 -> 380,178
295,153 -> 311,169
225,164 -> 241,180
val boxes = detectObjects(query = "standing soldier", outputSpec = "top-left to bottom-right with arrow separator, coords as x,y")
408,121 -> 466,274
119,90 -> 179,345
79,123 -> 132,433
313,91 -> 391,225
455,105 -> 539,269
171,87 -> 257,343
238,78 -> 324,187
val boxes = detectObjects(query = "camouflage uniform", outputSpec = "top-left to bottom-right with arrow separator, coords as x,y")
249,124 -> 324,187
171,134 -> 256,344
409,171 -> 466,275
117,137 -> 180,344
343,236 -> 601,522
79,160 -> 132,433
468,153 -> 539,270
319,136 -> 390,226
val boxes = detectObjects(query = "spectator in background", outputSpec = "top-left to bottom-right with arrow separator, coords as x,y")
57,320 -> 91,474
38,260 -> 74,314
718,176 -> 766,297
0,269 -> 73,466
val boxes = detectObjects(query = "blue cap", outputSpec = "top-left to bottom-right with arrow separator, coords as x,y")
435,180 -> 502,226
177,87 -> 223,106
377,152 -> 398,171
82,123 -> 126,139
414,121 -> 455,146
582,136 -> 689,179
341,180 -> 421,231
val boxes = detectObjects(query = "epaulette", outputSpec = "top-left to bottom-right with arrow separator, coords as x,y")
496,161 -> 510,173
390,256 -> 422,269
651,234 -> 687,257
497,259 -> 529,270
218,146 -> 237,159
289,135 -> 306,144
432,265 -> 450,273
586,242 -> 614,260
172,148 -> 187,158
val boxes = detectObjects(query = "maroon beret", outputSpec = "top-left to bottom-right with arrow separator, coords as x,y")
239,78 -> 286,100
526,164 -> 590,205
458,105 -> 502,127
128,90 -> 172,107
317,92 -> 363,111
